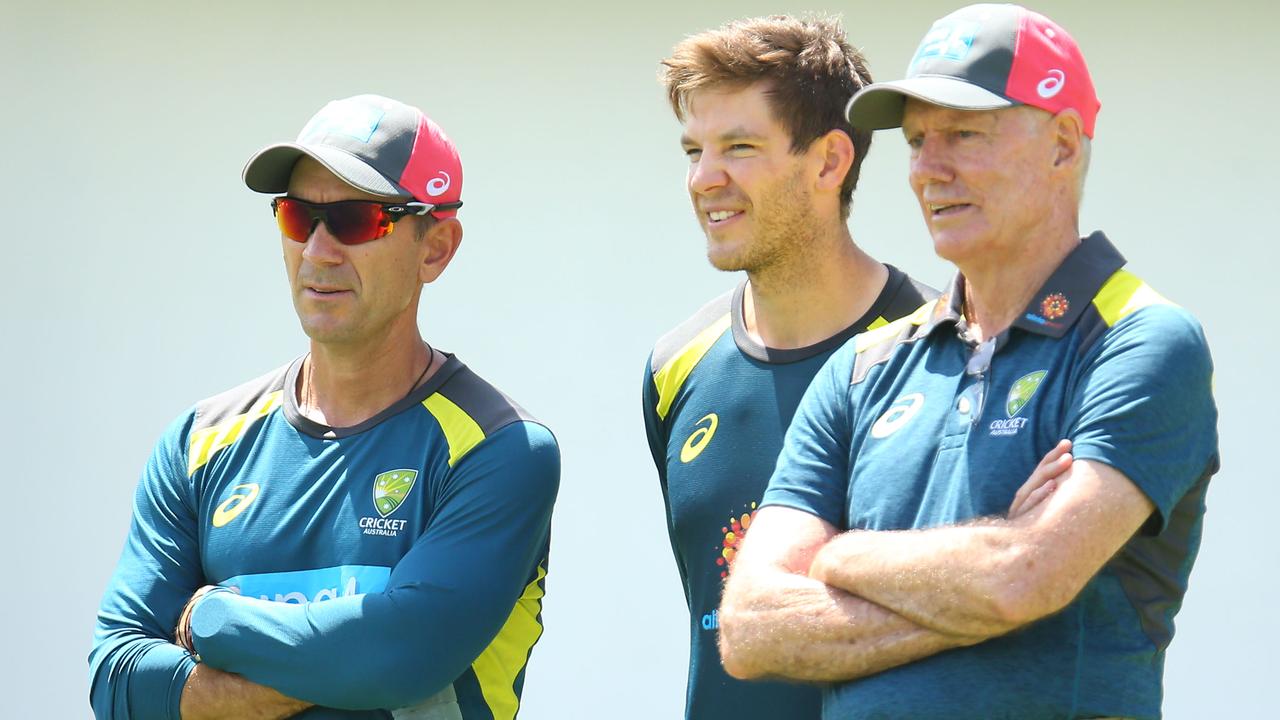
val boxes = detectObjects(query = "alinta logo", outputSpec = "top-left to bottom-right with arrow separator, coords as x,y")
715,501 -> 758,579
1040,293 -> 1069,320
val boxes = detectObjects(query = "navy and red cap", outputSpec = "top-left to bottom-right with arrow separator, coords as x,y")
243,94 -> 463,218
847,4 -> 1101,138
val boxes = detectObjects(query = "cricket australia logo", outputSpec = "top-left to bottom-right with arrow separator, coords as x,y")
990,371 -> 1047,437
360,469 -> 418,537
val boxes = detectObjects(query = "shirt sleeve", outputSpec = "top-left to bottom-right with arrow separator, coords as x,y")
1065,305 -> 1219,531
190,420 -> 561,711
641,354 -> 691,606
88,413 -> 202,720
760,340 -> 857,525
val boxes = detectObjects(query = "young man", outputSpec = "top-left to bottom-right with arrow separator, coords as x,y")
642,17 -> 935,719
90,94 -> 560,720
720,6 -> 1219,719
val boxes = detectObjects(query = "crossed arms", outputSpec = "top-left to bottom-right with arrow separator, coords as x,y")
90,421 -> 559,720
718,441 -> 1156,681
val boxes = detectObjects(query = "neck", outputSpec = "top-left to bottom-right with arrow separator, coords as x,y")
299,327 -> 437,428
742,226 -> 887,349
959,224 -> 1079,342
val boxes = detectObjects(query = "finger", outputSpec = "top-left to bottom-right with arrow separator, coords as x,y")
1009,441 -> 1073,516
1012,478 -> 1057,518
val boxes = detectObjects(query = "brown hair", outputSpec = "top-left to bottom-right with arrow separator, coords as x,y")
661,15 -> 874,216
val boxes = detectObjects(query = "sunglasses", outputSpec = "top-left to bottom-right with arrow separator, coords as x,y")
271,197 -> 463,246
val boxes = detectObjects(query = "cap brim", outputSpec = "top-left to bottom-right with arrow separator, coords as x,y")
847,77 -> 1015,130
241,143 -> 410,199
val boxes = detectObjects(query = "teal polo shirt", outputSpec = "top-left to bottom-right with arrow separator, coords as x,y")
764,232 -> 1219,720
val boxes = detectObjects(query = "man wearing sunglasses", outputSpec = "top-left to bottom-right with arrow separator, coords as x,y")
90,94 -> 560,719
719,6 -> 1219,719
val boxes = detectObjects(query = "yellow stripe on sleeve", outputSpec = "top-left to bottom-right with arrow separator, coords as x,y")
422,393 -> 487,467
187,391 -> 283,476
471,565 -> 547,720
1092,270 -> 1174,327
855,300 -> 937,353
653,313 -> 731,421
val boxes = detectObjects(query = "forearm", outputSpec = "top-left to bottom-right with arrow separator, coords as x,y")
811,460 -> 1155,639
810,521 -> 1036,637
191,587 -> 476,710
718,565 -> 982,682
180,664 -> 311,720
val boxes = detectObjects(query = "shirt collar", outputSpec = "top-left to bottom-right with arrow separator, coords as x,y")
926,231 -> 1127,340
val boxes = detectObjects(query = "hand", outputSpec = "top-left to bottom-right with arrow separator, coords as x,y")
176,585 -> 220,654
1007,439 -> 1072,518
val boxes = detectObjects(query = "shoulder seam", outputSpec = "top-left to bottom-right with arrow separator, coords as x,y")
1092,269 -> 1176,327
652,312 -> 731,421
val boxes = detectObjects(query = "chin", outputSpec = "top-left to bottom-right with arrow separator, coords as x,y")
929,231 -> 984,265
705,239 -> 751,273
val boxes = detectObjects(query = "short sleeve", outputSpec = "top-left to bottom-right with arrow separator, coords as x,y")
1066,306 -> 1219,531
760,339 -> 857,525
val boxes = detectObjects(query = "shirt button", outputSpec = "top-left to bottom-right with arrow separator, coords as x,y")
957,396 -> 971,414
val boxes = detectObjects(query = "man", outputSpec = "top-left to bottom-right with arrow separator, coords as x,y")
89,94 -> 560,720
641,17 -> 936,719
719,5 -> 1219,720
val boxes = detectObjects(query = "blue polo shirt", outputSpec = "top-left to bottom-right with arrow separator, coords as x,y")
763,233 -> 1219,720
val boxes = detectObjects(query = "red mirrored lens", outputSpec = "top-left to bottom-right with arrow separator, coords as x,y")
273,199 -> 394,245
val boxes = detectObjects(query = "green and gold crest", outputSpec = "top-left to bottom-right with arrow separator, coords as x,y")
1006,371 -> 1048,417
373,469 -> 418,518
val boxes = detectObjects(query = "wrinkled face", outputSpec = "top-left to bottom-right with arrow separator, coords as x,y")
282,157 -> 427,347
902,100 -> 1057,265
681,85 -> 816,273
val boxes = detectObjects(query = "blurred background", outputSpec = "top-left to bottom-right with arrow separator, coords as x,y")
2,0 -> 1273,716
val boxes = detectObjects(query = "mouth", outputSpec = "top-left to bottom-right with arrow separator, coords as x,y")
926,202 -> 973,218
705,209 -> 744,226
303,285 -> 351,297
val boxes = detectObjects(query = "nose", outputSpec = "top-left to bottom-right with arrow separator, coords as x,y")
908,134 -> 953,192
299,221 -> 345,266
688,150 -> 729,197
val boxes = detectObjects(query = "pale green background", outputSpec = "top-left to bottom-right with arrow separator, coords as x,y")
2,0 -> 1274,717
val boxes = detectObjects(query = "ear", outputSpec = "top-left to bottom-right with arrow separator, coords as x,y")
1050,109 -> 1085,173
418,218 -> 463,284
813,129 -> 855,195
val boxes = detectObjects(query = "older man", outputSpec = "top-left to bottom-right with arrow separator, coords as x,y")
719,5 -> 1219,719
90,95 -> 559,719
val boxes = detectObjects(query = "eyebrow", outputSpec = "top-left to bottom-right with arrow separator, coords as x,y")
681,126 -> 767,148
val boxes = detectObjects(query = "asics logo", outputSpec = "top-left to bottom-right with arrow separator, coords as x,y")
212,483 -> 261,528
1037,70 -> 1066,99
870,393 -> 925,439
680,413 -> 719,463
425,171 -> 451,197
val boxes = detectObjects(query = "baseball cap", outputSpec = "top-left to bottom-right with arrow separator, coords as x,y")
847,4 -> 1100,137
243,94 -> 463,218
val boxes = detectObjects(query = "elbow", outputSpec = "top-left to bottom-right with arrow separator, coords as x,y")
716,605 -> 767,681
985,549 -> 1082,631
340,644 -> 456,710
